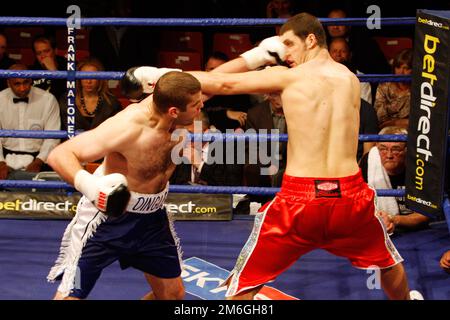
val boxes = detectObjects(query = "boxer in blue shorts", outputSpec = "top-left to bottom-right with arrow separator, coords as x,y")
47,71 -> 202,300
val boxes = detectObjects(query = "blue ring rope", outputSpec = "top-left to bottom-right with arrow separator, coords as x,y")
0,70 -> 411,83
0,179 -> 404,197
0,130 -> 411,142
0,17 -> 415,27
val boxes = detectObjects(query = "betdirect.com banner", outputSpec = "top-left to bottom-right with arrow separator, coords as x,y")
0,192 -> 232,220
405,10 -> 450,216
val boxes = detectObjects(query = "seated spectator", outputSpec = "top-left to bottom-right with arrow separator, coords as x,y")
245,93 -> 286,189
170,111 -> 243,187
30,34 -> 67,100
440,250 -> 450,274
266,0 -> 294,18
374,48 -> 413,129
89,0 -> 154,71
358,99 -> 379,161
359,126 -> 430,234
326,8 -> 391,76
0,32 -> 16,90
329,37 -> 372,105
59,58 -> 122,136
203,52 -> 251,132
0,64 -> 60,181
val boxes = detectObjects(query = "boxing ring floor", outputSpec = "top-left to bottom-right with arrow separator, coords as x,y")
0,217 -> 449,300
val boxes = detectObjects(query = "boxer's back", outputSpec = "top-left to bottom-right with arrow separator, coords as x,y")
282,58 -> 361,178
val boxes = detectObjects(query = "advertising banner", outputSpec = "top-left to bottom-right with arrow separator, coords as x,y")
0,192 -> 232,221
405,10 -> 450,216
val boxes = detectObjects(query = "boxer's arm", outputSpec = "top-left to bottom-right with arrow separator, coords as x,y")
189,65 -> 290,96
47,110 -> 139,185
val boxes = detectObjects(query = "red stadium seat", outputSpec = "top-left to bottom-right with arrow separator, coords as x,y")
4,27 -> 45,48
213,33 -> 253,60
160,31 -> 203,54
157,51 -> 202,70
8,48 -> 35,66
373,37 -> 413,65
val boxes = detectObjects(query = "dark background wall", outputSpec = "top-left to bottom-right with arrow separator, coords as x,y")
1,0 -> 448,18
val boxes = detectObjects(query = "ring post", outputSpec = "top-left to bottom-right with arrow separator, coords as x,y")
405,10 -> 450,223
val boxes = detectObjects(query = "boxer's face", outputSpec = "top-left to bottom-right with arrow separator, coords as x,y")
280,30 -> 307,67
175,91 -> 203,126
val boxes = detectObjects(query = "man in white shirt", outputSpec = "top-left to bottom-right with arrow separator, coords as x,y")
0,64 -> 61,181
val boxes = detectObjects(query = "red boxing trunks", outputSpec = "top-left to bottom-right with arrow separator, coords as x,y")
225,170 -> 403,297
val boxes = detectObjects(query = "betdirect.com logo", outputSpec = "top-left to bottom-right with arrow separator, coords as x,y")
0,199 -> 77,212
418,17 -> 449,30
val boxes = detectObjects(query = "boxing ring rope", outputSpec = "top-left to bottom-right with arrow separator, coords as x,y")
0,16 -> 415,27
0,15 -> 448,221
0,70 -> 412,83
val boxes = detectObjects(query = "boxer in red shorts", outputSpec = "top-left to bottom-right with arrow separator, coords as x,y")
186,12 -> 422,300
124,12 -> 423,300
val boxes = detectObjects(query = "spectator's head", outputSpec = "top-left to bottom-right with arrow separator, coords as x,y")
32,35 -> 57,67
264,93 -> 283,114
377,126 -> 408,175
0,33 -> 7,60
205,51 -> 229,72
267,0 -> 294,18
153,71 -> 203,126
185,110 -> 210,134
76,57 -> 112,103
329,37 -> 351,64
280,13 -> 327,66
326,9 -> 350,39
7,64 -> 33,98
392,48 -> 413,75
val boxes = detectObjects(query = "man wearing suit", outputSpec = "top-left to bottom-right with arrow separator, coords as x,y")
245,93 -> 287,189
170,111 -> 243,187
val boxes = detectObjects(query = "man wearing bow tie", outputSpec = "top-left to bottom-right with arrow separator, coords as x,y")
0,64 -> 60,181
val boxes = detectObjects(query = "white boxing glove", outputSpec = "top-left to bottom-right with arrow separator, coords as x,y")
240,36 -> 287,70
74,170 -> 131,217
134,66 -> 182,94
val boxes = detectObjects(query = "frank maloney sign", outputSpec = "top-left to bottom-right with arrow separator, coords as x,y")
0,191 -> 232,220
406,10 -> 450,216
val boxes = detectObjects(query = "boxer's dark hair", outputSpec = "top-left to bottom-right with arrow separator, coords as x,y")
153,71 -> 201,113
280,12 -> 327,48
120,66 -> 143,98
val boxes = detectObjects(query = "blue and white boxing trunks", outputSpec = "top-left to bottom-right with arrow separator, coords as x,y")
47,182 -> 182,299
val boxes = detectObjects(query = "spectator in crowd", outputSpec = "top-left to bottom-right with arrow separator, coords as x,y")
59,58 -> 122,136
30,34 -> 67,101
358,99 -> 379,161
245,93 -> 286,189
440,250 -> 450,274
89,0 -> 154,71
170,110 -> 243,186
326,8 -> 391,76
203,52 -> 251,132
374,48 -> 413,130
266,0 -> 294,18
0,32 -> 16,90
359,126 -> 430,234
329,37 -> 372,104
0,64 -> 60,181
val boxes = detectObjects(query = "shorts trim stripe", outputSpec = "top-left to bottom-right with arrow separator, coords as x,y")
225,198 -> 275,297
